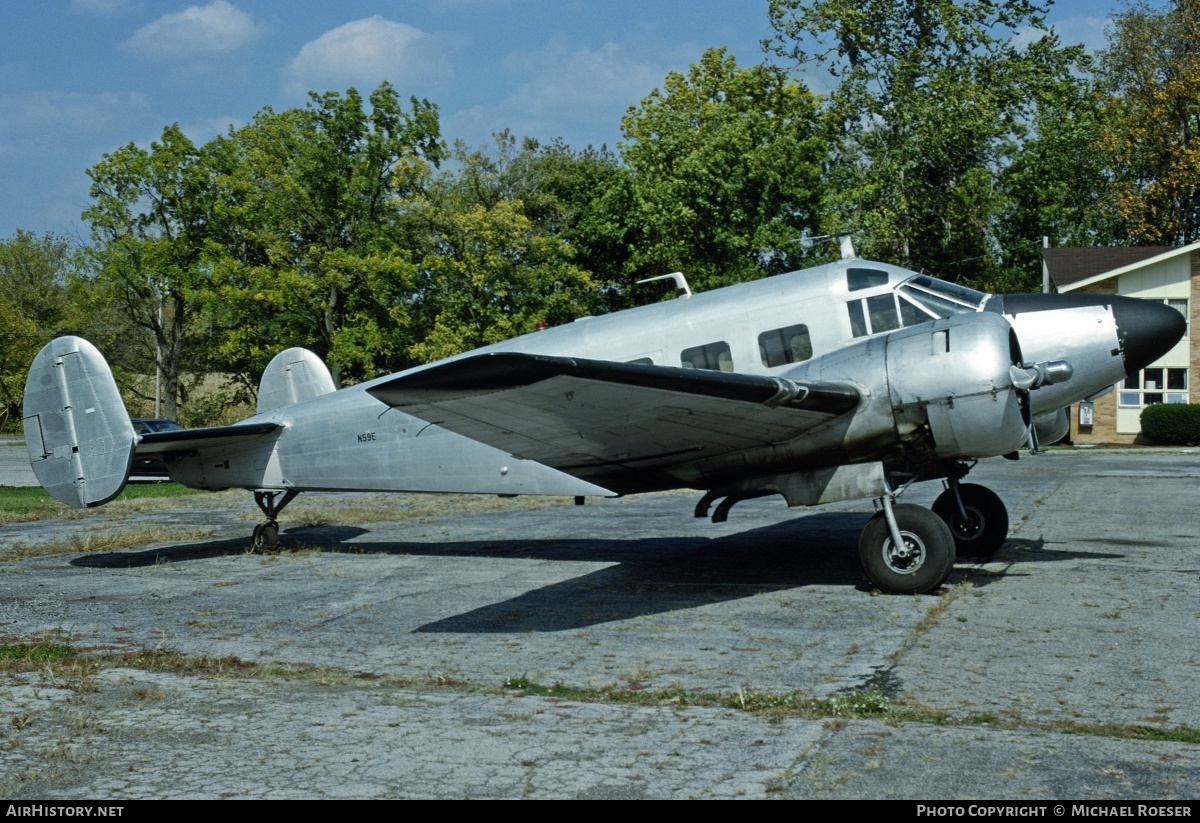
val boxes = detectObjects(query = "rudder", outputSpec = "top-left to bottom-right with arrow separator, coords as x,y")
23,336 -> 135,507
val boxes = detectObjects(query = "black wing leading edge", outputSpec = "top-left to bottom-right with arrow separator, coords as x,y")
368,352 -> 860,491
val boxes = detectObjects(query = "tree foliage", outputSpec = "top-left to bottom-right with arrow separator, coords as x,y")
620,47 -> 826,292
993,70 -> 1117,291
0,232 -> 75,425
1098,0 -> 1200,245
767,0 -> 1085,287
401,133 -> 604,363
83,125 -> 221,420
205,84 -> 444,388
21,6 -> 1200,428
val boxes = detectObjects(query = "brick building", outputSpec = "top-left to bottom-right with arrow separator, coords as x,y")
1042,242 -> 1199,444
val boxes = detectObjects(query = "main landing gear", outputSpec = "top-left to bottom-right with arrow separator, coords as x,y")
251,490 -> 299,551
857,469 -> 1010,593
859,479 -> 955,595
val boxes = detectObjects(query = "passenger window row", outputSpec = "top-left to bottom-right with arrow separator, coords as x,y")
668,324 -> 815,373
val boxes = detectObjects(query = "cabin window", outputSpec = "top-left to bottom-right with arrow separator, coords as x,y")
758,325 -> 813,367
681,341 -> 733,372
847,268 -> 889,291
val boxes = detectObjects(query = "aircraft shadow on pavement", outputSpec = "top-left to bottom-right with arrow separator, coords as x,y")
67,517 -> 1129,632
410,513 -> 875,632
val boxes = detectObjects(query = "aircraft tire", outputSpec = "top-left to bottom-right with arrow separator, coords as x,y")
931,484 -> 1008,559
858,504 -> 955,594
251,521 -> 279,552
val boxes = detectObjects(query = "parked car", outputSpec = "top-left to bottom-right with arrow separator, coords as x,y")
129,418 -> 185,481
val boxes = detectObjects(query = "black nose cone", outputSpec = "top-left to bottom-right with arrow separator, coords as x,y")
1112,296 -> 1187,376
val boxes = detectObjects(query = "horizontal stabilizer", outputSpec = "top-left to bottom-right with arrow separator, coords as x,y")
134,422 -> 282,457
23,336 -> 135,508
367,352 -> 861,488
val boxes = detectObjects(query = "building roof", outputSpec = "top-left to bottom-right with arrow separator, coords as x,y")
1042,247 -> 1175,287
1043,242 -> 1200,292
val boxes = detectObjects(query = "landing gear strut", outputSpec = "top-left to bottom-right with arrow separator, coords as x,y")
251,490 -> 299,551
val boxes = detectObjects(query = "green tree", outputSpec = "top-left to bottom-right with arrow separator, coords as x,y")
406,197 -> 599,362
205,83 -> 444,387
767,0 -> 1084,286
438,132 -> 634,308
84,125 -> 221,421
403,134 -> 602,363
993,72 -> 1118,291
1097,0 -> 1200,245
0,231 -> 75,426
619,47 -> 826,292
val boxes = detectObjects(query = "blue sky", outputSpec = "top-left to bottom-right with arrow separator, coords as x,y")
1,0 -> 1135,241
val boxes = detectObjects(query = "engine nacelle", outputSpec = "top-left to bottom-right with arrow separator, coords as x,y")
885,312 -> 1029,460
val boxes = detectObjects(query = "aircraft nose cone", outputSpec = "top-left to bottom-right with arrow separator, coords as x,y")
1112,296 -> 1186,376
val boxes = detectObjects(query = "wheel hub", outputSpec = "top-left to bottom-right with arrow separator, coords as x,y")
883,533 -> 926,574
951,507 -> 985,540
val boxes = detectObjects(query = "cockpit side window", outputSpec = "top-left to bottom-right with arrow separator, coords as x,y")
866,294 -> 901,333
845,273 -> 988,338
847,291 -> 946,337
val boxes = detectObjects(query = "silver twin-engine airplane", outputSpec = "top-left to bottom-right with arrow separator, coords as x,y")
22,242 -> 1185,594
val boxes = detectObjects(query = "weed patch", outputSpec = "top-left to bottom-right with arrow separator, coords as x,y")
7,526 -> 217,559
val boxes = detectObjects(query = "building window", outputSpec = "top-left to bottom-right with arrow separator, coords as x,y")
681,341 -> 733,372
758,325 -> 813,367
1119,367 -> 1188,407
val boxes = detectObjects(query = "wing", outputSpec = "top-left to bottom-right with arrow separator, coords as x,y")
368,352 -> 860,493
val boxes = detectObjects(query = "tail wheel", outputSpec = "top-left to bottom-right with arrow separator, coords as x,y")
251,521 -> 279,551
858,504 -> 955,594
931,483 -> 1008,558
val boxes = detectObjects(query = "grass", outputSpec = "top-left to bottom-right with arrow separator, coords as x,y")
3,636 -> 1197,747
0,483 -> 580,529
0,482 -> 207,526
7,525 -> 218,559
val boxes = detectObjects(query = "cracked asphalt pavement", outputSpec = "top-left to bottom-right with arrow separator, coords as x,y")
1,445 -> 1197,799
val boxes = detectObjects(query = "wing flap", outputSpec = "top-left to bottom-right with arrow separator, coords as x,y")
368,353 -> 860,484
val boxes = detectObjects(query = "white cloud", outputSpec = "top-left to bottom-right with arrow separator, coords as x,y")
283,17 -> 452,98
1049,15 -> 1109,55
445,39 -> 665,149
123,0 -> 260,59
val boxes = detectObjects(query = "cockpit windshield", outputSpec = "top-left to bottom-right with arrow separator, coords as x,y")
898,275 -> 987,319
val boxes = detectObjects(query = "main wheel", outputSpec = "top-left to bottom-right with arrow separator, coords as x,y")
858,504 -> 955,594
251,521 -> 280,551
931,484 -> 1008,558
